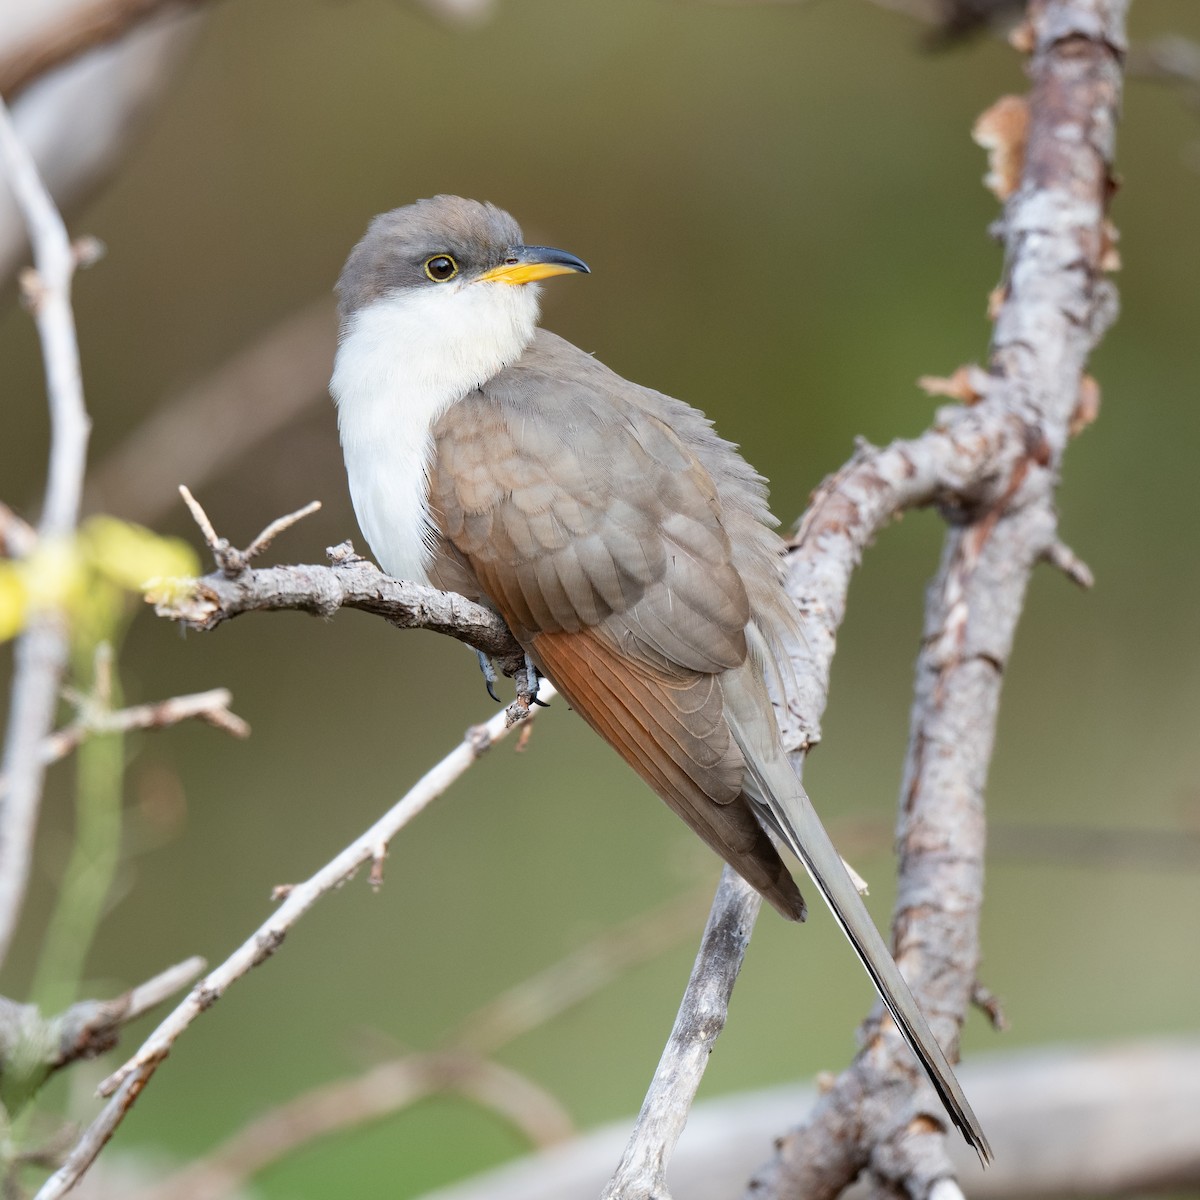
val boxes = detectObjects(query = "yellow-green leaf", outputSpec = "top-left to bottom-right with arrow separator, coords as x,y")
80,516 -> 200,591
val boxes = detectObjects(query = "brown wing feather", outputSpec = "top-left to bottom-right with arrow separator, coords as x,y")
532,629 -> 805,921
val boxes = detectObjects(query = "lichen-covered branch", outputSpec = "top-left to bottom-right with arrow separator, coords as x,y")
749,2 -> 1125,1194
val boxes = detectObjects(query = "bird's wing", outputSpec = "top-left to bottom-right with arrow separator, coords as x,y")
429,357 -> 750,671
428,359 -> 806,919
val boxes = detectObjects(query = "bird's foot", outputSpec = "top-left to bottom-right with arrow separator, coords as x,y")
474,649 -> 501,703
524,654 -> 550,707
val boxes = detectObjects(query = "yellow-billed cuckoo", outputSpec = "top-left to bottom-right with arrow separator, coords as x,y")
330,195 -> 989,1159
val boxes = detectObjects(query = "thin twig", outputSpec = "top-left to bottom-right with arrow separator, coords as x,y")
33,686 -> 555,1200
456,884 -> 713,1056
0,95 -> 93,971
177,485 -> 220,552
0,687 -> 249,801
1040,538 -> 1095,588
37,1070 -> 142,1197
0,956 -> 205,1090
970,983 -> 1009,1033
121,956 -> 207,1021
241,500 -> 322,562
45,956 -> 206,1071
178,486 -> 322,578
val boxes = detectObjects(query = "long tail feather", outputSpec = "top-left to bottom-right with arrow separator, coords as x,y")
722,665 -> 992,1162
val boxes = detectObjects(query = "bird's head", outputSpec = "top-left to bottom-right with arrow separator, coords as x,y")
333,195 -> 588,398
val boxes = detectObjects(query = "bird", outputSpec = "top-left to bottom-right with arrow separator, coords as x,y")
330,194 -> 990,1159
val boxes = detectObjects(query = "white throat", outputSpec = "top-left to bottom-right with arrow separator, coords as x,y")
331,282 -> 540,584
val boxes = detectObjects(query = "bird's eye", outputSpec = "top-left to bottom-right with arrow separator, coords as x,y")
423,254 -> 459,282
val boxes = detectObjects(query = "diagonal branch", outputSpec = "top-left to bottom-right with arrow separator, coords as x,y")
0,0 -> 218,103
32,683 -> 555,1200
0,956 -> 205,1090
128,885 -> 711,1200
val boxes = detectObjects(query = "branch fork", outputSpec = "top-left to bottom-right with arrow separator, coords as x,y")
166,486 -> 543,721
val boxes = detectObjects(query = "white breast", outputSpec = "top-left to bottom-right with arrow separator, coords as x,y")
330,281 -> 540,584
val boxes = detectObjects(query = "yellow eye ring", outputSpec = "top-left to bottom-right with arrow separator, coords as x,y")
424,254 -> 459,282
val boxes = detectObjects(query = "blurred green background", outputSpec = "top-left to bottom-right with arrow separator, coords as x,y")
2,0 -> 1199,1195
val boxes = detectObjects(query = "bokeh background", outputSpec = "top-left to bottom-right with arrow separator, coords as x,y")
2,1 -> 1199,1195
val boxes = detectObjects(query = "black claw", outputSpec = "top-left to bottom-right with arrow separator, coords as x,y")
475,649 -> 501,702
521,654 -> 549,707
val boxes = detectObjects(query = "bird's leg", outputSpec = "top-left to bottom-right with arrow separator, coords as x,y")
474,649 -> 501,703
525,653 -> 550,707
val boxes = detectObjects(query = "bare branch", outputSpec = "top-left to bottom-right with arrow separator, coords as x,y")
0,94 -> 93,971
1039,538 -> 1095,588
0,687 -> 249,802
969,984 -> 1009,1033
601,867 -> 761,1200
159,550 -> 526,688
152,514 -> 529,702
456,884 -> 712,1056
0,0 -> 217,103
410,1040 -> 1200,1200
177,486 -> 323,578
241,500 -> 323,563
33,686 -> 555,1200
128,1053 -> 572,1200
34,1070 -> 141,1198
749,1 -> 1127,1192
0,956 -> 204,1086
177,484 -> 221,555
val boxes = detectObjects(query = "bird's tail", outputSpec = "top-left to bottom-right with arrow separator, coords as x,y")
721,663 -> 992,1163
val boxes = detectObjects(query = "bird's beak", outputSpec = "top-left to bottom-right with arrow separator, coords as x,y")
476,245 -> 590,286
